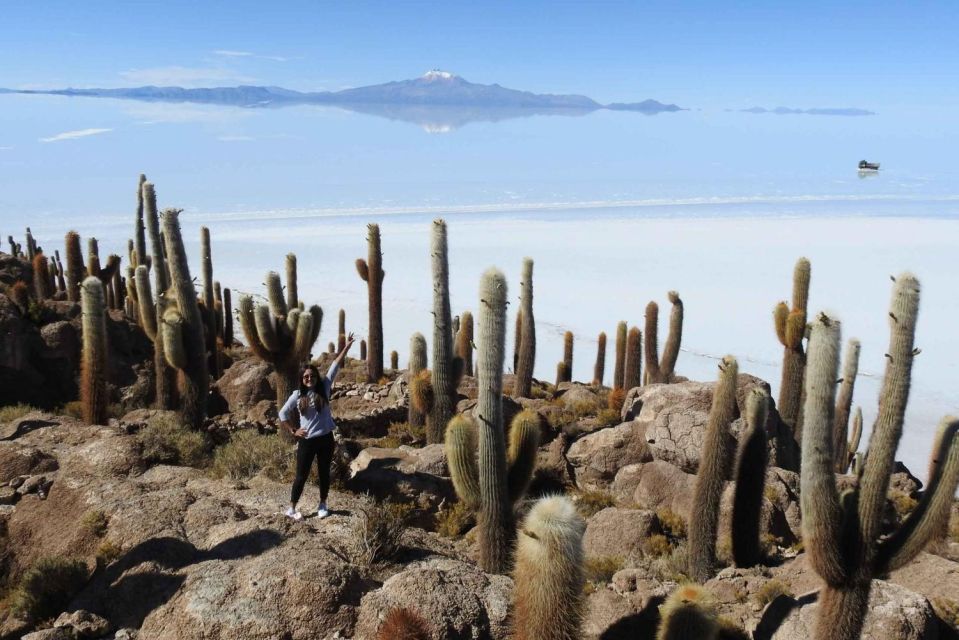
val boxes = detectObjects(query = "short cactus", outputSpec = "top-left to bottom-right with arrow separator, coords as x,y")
356,224 -> 385,382
657,584 -> 720,640
360,339 -> 367,360
613,321 -> 627,390
222,287 -> 234,346
337,309 -> 346,352
561,330 -> 574,383
732,388 -> 770,568
80,277 -> 109,425
623,326 -> 642,390
390,350 -> 398,370
64,231 -> 85,302
592,331 -> 606,386
375,607 -> 431,640
408,333 -> 428,427
513,257 -> 536,398
455,310 -> 474,377
512,496 -> 586,640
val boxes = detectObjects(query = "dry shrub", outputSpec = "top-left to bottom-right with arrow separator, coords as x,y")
889,490 -> 918,520
573,489 -> 616,518
595,408 -> 621,428
642,533 -> 673,557
435,500 -> 474,538
95,541 -> 122,567
607,388 -> 626,412
60,400 -> 84,419
211,429 -> 293,481
754,579 -> 794,607
138,414 -> 210,467
639,542 -> 690,583
388,421 -> 426,446
80,510 -> 108,537
0,403 -> 37,424
656,507 -> 688,540
371,435 -> 402,449
563,397 -> 601,419
377,607 -> 432,640
584,555 -> 623,586
351,495 -> 411,566
718,617 -> 750,640
10,556 -> 88,623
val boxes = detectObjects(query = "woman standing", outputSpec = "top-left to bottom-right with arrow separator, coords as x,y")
279,332 -> 355,520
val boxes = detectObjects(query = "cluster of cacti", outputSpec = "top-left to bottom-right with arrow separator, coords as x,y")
623,325 -> 642,390
80,276 -> 109,425
86,241 -> 122,309
455,310 -> 474,376
774,257 -> 810,446
445,268 -> 540,573
511,496 -> 585,640
513,257 -> 536,398
425,219 -> 463,442
237,257 -> 322,405
612,320 -> 627,389
800,274 -> 959,640
356,223 -> 385,382
7,235 -> 21,257
645,291 -> 684,384
592,331 -> 606,386
407,333 -> 428,428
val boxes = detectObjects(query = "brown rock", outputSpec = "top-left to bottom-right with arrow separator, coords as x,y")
629,460 -> 697,518
567,421 -> 652,491
213,358 -> 274,411
54,609 -> 112,638
583,507 -> 660,564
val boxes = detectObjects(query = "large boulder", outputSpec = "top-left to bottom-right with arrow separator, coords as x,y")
354,558 -> 512,640
213,358 -> 274,414
615,460 -> 697,518
583,507 -> 660,565
347,446 -> 455,521
567,421 -> 652,491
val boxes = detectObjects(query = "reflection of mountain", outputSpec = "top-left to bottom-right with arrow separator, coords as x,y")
742,106 -> 875,116
6,70 -> 684,130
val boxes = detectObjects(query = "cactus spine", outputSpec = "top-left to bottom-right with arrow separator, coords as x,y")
800,275 -> 959,640
511,496 -> 585,640
775,257 -> 810,443
592,331 -> 606,386
160,210 -> 209,429
428,220 -> 459,442
356,224 -> 384,382
408,332 -> 428,427
80,277 -> 108,425
445,269 -> 539,573
613,321 -> 627,389
832,339 -> 860,472
732,388 -> 770,568
657,584 -> 720,640
687,356 -> 739,582
455,310 -> 474,377
237,260 -> 322,404
623,326 -> 642,390
64,231 -> 84,302
513,257 -> 536,398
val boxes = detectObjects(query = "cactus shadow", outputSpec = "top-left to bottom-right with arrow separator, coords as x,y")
599,594 -> 665,640
753,591 -> 817,640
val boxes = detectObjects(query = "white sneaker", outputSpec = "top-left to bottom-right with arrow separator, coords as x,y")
316,503 -> 330,519
284,506 -> 303,522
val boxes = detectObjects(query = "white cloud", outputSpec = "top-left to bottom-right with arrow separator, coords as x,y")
39,128 -> 112,143
213,50 -> 288,62
119,66 -> 257,87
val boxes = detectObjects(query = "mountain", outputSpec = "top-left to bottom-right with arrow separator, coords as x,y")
6,71 -> 684,130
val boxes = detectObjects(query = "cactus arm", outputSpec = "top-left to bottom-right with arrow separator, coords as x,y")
291,313 -> 314,362
833,339 -> 861,472
142,182 -> 168,293
476,267 -> 512,574
660,291 -> 683,380
562,331 -> 574,382
507,409 -> 540,504
687,356 -> 739,583
286,308 -> 301,333
857,274 -> 920,557
513,257 -> 536,398
264,271 -> 287,318
455,310 -> 474,377
161,308 -> 188,370
134,174 -> 148,273
445,415 -> 482,510
800,313 -> 848,586
875,417 -> 959,573
408,333 -> 429,427
731,388 -> 770,568
254,304 -> 282,353
355,258 -> 369,281
99,255 -> 121,283
134,266 -> 158,341
285,253 -> 298,309
237,295 -> 271,361
64,231 -> 84,302
774,302 -> 789,346
644,301 -> 662,384
845,407 -> 863,471
792,257 -> 811,311
307,304 -> 322,347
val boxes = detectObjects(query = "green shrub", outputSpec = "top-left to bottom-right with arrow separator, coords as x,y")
350,495 -> 410,566
210,429 -> 293,481
80,510 -> 108,537
138,414 -> 210,468
0,403 -> 37,424
10,557 -> 88,622
435,500 -> 473,538
573,489 -> 616,518
754,579 -> 794,607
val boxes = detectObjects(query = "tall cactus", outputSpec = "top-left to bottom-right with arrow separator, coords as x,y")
645,291 -> 684,384
687,356 -> 739,582
428,219 -> 460,442
732,388 -> 770,568
133,174 -> 148,270
139,181 -> 176,409
455,310 -> 474,377
408,333 -> 428,428
613,321 -> 627,390
800,274 -> 959,640
237,260 -> 322,405
592,331 -> 606,386
775,257 -> 810,442
80,277 -> 108,425
623,326 -> 642,390
64,231 -> 84,302
337,309 -> 346,351
512,496 -> 586,640
32,253 -> 52,300
560,330 -> 574,383
445,269 -> 539,573
198,227 -> 221,378
832,339 -> 860,473
223,287 -> 233,346
513,257 -> 536,398
160,210 -> 209,429
356,224 -> 384,382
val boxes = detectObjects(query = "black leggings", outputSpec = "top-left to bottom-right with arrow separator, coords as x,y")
290,432 -> 335,505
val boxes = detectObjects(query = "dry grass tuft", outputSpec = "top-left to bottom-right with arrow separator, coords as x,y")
754,579 -> 794,607
80,510 -> 109,537
435,500 -> 474,538
573,489 -> 616,518
9,556 -> 88,623
350,495 -> 412,566
0,403 -> 37,424
210,429 -> 293,481
138,414 -> 210,467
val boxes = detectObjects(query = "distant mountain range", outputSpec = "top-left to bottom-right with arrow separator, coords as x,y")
3,71 -> 683,130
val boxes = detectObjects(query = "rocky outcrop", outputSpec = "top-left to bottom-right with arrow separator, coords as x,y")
583,507 -> 660,564
567,421 -> 652,490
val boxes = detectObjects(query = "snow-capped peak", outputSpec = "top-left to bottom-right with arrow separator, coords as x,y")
423,69 -> 456,81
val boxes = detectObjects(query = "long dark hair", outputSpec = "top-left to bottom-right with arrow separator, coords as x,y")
297,364 -> 329,412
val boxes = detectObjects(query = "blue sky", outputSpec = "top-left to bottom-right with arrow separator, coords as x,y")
2,1 -> 958,109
